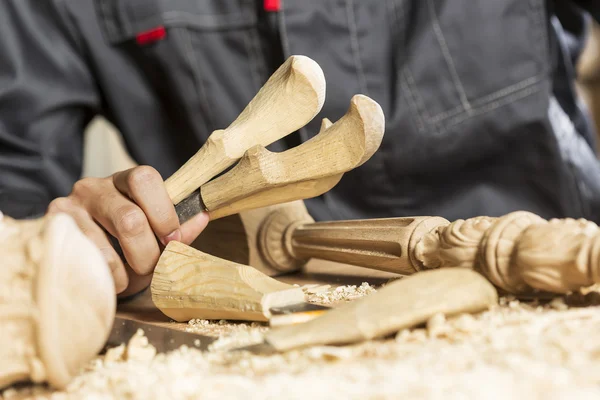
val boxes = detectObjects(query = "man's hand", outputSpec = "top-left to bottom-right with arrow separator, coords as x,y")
47,166 -> 209,295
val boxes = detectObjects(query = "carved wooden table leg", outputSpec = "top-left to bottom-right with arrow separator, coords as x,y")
0,212 -> 115,390
418,211 -> 600,295
247,208 -> 600,296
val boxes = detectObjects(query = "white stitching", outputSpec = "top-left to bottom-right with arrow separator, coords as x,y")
162,10 -> 255,30
429,74 -> 544,123
98,0 -> 116,38
427,0 -> 471,113
241,28 -> 263,92
436,84 -> 542,135
530,0 -> 549,68
346,0 -> 369,96
403,67 -> 432,120
180,29 -> 215,131
278,0 -> 292,57
401,69 -> 426,133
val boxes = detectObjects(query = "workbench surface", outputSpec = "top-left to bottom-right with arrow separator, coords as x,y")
4,261 -> 600,400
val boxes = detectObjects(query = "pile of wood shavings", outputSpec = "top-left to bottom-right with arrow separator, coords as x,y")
5,289 -> 600,399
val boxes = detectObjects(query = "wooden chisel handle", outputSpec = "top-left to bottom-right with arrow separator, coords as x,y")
199,94 -> 385,220
165,55 -> 326,205
112,56 -> 324,261
259,215 -> 450,275
262,268 -> 498,351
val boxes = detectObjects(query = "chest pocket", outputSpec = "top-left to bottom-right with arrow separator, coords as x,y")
95,0 -> 269,141
281,0 -> 552,217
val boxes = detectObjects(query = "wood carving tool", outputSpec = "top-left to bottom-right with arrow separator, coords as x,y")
257,210 -> 600,297
150,241 -> 330,324
110,54 -> 325,257
166,55 -> 326,205
112,93 -> 384,258
107,269 -> 496,355
174,93 -> 384,221
237,268 -> 498,353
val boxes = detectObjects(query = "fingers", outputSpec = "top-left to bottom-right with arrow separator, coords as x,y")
47,197 -> 129,294
113,166 -> 181,245
84,189 -> 161,276
69,174 -> 160,276
180,212 -> 210,244
54,166 -> 210,292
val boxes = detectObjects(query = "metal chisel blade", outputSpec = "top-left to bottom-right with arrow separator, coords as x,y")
268,302 -> 330,327
174,189 -> 207,224
105,317 -> 217,353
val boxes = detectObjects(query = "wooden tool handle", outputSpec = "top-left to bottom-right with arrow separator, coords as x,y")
264,268 -> 498,351
165,55 -> 326,204
151,241 -> 304,322
259,215 -> 450,275
200,94 -> 385,220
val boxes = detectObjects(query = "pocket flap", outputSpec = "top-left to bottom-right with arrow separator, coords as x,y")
96,0 -> 257,44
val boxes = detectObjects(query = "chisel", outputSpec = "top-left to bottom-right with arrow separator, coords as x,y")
106,268 -> 497,354
150,241 -> 330,325
237,268 -> 498,353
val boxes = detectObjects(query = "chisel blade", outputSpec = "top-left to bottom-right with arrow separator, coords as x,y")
174,189 -> 207,224
268,302 -> 330,327
105,317 -> 217,353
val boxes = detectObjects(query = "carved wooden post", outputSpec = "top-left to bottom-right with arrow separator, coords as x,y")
418,211 -> 600,294
259,214 -> 449,274
255,209 -> 600,296
0,212 -> 115,390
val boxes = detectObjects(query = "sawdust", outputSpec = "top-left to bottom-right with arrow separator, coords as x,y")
185,318 -> 269,338
304,282 -> 377,304
5,286 -> 600,399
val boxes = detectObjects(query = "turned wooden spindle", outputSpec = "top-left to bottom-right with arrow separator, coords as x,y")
0,211 -> 115,390
259,214 -> 449,274
256,209 -> 600,295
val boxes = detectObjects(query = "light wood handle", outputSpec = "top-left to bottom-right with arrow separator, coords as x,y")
151,241 -> 304,322
200,94 -> 385,220
264,268 -> 498,351
165,55 -> 326,204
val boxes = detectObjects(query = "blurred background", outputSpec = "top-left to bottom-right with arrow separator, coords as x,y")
82,21 -> 600,179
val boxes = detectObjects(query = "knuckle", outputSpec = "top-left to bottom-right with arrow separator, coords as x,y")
71,178 -> 97,197
128,166 -> 161,190
115,207 -> 147,238
47,197 -> 73,213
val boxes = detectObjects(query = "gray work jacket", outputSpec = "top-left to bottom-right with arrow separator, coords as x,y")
1,0 -> 600,223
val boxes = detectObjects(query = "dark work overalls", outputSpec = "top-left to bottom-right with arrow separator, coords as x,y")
1,1 -> 600,224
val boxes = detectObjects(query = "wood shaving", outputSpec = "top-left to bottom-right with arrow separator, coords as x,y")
5,293 -> 600,399
305,282 -> 377,304
185,318 -> 268,338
